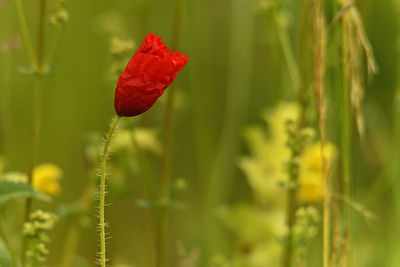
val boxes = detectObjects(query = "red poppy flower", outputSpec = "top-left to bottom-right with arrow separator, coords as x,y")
114,33 -> 189,117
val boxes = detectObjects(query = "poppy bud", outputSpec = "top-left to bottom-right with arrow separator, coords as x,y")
114,33 -> 188,117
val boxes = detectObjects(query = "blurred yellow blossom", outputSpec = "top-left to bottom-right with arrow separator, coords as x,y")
109,37 -> 135,56
239,103 -> 299,204
94,12 -> 129,37
1,171 -> 27,183
220,103 -> 333,265
33,164 -> 63,196
301,142 -> 337,172
218,204 -> 284,266
113,129 -> 135,153
133,128 -> 162,155
297,142 -> 337,204
297,171 -> 325,204
175,178 -> 187,191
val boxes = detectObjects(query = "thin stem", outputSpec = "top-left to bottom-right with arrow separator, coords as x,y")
14,0 -> 37,67
60,178 -> 97,267
156,0 -> 183,266
60,224 -> 80,267
46,27 -> 62,65
282,151 -> 299,267
312,0 -> 329,266
159,0 -> 183,198
341,7 -> 352,198
203,0 -> 254,259
274,13 -> 300,92
36,0 -> 47,74
159,86 -> 176,198
99,115 -> 120,267
22,75 -> 43,264
22,0 -> 47,262
15,0 -> 49,265
340,9 -> 353,266
25,75 -> 43,189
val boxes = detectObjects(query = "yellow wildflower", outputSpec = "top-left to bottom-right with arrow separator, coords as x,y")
301,142 -> 337,172
133,128 -> 162,155
109,36 -> 135,56
297,171 -> 325,204
297,142 -> 336,204
113,129 -> 134,153
33,164 -> 62,196
239,103 -> 300,204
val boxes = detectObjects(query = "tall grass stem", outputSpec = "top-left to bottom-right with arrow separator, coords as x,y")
22,0 -> 47,263
14,0 -> 37,66
311,0 -> 329,266
156,0 -> 183,266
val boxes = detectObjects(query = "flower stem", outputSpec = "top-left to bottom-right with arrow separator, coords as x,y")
99,115 -> 120,267
282,152 -> 299,267
340,9 -> 353,266
14,0 -> 37,67
311,0 -> 329,266
22,0 -> 47,263
23,74 -> 43,221
341,1 -> 352,199
156,1 -> 183,266
35,0 -> 47,74
60,176 -> 97,267
274,12 -> 300,93
46,27 -> 62,65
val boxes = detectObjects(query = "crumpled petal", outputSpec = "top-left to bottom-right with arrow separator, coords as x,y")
114,33 -> 189,117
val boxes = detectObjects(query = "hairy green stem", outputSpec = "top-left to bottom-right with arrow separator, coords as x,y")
99,115 -> 120,267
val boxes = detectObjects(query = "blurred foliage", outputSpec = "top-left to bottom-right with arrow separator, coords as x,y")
0,0 -> 399,266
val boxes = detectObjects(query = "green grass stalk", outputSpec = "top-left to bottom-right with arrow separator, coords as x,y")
274,13 -> 300,92
156,1 -> 183,266
311,0 -> 329,266
341,8 -> 352,198
14,0 -> 37,67
21,0 -> 48,263
282,151 -> 299,267
60,175 -> 97,267
340,9 -> 352,267
203,0 -> 254,260
280,2 -> 307,265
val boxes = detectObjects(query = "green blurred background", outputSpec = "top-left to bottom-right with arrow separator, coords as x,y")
0,0 -> 400,266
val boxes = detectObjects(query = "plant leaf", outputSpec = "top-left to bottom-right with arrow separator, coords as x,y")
0,181 -> 51,206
